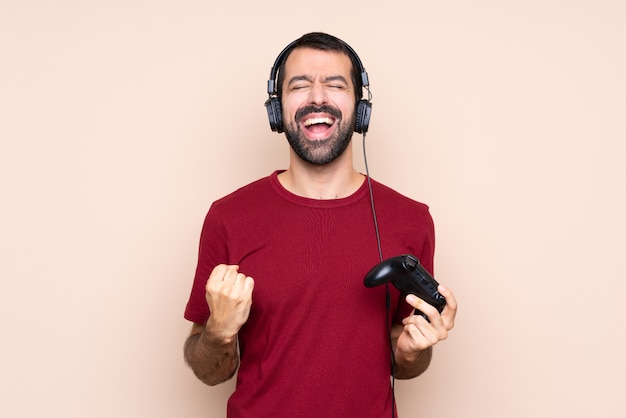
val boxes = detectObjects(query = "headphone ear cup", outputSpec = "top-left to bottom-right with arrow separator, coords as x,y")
354,100 -> 372,134
265,98 -> 283,133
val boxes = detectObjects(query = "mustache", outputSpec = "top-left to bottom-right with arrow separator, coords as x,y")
295,104 -> 342,121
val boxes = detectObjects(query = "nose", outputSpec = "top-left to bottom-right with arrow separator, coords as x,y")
308,81 -> 328,105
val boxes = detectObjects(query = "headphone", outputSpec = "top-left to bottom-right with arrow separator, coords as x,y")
264,37 -> 372,134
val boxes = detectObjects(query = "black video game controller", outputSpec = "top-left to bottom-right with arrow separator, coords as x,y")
364,254 -> 446,318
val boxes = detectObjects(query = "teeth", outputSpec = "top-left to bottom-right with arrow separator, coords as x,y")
303,117 -> 334,127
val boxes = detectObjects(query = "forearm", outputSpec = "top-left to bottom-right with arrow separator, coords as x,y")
184,324 -> 239,386
391,324 -> 433,379
394,345 -> 432,379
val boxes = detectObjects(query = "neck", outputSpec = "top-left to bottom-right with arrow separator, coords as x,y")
278,147 -> 364,200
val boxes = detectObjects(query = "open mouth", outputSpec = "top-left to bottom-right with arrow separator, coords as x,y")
295,105 -> 341,139
299,111 -> 337,140
302,116 -> 335,135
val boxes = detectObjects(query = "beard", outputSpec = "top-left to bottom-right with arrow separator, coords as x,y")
283,104 -> 355,166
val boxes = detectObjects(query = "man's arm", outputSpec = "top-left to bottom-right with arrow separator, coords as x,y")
183,264 -> 254,386
392,285 -> 457,379
184,322 -> 239,386
391,325 -> 433,379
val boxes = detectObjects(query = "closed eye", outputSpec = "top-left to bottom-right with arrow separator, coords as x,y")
287,75 -> 311,91
324,75 -> 349,90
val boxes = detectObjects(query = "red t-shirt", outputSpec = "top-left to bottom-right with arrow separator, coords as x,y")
185,171 -> 435,417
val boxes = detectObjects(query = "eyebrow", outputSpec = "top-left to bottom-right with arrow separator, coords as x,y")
324,75 -> 349,85
287,75 -> 311,87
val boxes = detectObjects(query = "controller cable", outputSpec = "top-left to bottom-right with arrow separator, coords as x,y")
362,130 -> 397,418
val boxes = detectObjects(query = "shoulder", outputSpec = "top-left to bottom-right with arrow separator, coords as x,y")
370,178 -> 430,213
211,172 -> 276,210
369,178 -> 434,239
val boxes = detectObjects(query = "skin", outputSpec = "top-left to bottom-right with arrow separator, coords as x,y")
184,265 -> 254,386
183,47 -> 458,385
278,48 -> 364,199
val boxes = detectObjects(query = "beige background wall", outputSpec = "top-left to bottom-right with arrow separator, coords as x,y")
2,1 -> 624,417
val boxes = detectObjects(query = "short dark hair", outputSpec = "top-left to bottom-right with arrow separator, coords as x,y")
276,32 -> 363,103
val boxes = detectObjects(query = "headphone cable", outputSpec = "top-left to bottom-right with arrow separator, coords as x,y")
363,131 -> 397,418
363,131 -> 383,263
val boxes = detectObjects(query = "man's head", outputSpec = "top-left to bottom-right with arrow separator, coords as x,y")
275,32 -> 364,105
266,33 -> 371,165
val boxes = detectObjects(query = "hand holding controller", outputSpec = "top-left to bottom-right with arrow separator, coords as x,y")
364,254 -> 446,317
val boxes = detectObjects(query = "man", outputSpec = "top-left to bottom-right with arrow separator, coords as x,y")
183,32 -> 457,417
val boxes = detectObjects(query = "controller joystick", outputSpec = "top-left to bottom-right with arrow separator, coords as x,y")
364,254 -> 446,318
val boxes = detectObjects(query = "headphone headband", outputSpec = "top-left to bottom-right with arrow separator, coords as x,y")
266,39 -> 370,96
